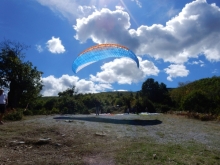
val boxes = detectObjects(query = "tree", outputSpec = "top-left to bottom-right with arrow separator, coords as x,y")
141,78 -> 169,103
140,78 -> 172,113
58,86 -> 76,97
181,90 -> 210,113
0,40 -> 43,108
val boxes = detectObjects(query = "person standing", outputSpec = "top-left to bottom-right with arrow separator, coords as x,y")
0,88 -> 8,124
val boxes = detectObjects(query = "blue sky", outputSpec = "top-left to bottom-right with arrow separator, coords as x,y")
1,0 -> 220,96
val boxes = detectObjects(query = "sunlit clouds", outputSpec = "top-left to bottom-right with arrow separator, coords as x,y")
89,57 -> 159,84
41,74 -> 113,96
46,36 -> 65,54
164,64 -> 189,81
34,0 -> 220,95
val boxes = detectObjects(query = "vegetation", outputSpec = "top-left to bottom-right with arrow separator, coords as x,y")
3,75 -> 220,121
10,76 -> 218,121
1,39 -> 219,121
170,76 -> 220,117
1,39 -> 220,164
0,40 -> 43,109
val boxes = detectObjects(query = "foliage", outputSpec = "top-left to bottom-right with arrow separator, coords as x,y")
185,112 -> 216,121
58,86 -> 76,97
0,40 -> 43,108
141,78 -> 170,103
170,76 -> 220,115
1,44 -> 219,121
181,90 -> 210,113
3,109 -> 23,121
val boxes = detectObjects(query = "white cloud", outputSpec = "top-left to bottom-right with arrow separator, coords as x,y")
37,0 -> 220,81
41,75 -> 78,96
115,6 -> 124,11
46,36 -> 65,54
131,0 -> 142,8
187,60 -> 205,67
73,8 -> 135,45
212,69 -> 218,74
164,64 -> 189,81
75,79 -> 112,93
74,0 -> 220,64
90,57 -> 159,84
36,0 -> 97,21
36,44 -> 43,53
77,5 -> 96,18
41,74 -> 112,96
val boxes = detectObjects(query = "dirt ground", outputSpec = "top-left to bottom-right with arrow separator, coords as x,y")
0,113 -> 220,164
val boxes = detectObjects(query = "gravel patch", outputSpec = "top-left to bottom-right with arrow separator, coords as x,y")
50,113 -> 220,150
1,114 -> 220,164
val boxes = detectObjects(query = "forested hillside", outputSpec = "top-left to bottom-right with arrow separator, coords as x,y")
4,76 -> 220,121
170,76 -> 220,115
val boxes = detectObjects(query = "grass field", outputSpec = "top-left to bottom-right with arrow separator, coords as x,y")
0,114 -> 220,164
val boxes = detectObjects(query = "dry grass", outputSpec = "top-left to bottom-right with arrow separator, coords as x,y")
0,114 -> 220,164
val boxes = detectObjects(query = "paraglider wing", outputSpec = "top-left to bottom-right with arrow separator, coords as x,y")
72,44 -> 139,73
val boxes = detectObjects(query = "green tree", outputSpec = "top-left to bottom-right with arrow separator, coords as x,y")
0,40 -> 43,108
58,96 -> 76,114
58,86 -> 76,97
44,98 -> 58,111
141,78 -> 169,103
181,90 -> 210,113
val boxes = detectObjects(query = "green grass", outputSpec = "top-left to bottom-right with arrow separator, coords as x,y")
115,139 -> 220,165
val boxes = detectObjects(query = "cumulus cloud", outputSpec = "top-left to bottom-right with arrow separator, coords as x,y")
41,58 -> 159,96
41,74 -> 113,96
76,79 -> 112,93
41,75 -> 78,96
37,0 -> 220,84
164,64 -> 189,81
90,57 -> 159,84
46,36 -> 65,54
73,8 -> 140,50
74,0 -> 220,64
115,6 -> 124,11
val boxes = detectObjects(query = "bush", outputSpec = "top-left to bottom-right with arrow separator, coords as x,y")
4,109 -> 23,121
23,109 -> 33,116
157,104 -> 170,113
181,90 -> 210,113
186,112 -> 216,121
38,108 -> 49,115
50,108 -> 60,114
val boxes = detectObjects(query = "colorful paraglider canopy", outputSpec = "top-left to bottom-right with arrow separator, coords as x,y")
72,43 -> 139,73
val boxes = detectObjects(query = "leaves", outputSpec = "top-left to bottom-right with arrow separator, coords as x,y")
0,40 -> 43,108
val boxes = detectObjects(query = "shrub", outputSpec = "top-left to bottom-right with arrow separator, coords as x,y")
50,108 -> 60,114
23,109 -> 33,116
4,109 -> 23,121
181,90 -> 210,113
159,104 -> 170,113
185,112 -> 216,121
